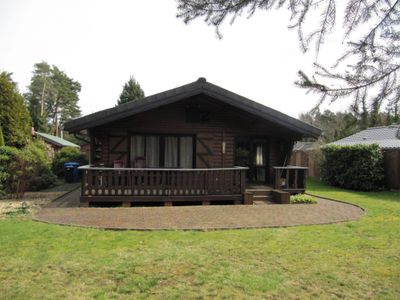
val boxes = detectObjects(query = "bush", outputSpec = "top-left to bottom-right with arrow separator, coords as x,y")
0,146 -> 19,197
0,142 -> 57,197
52,147 -> 88,177
290,194 -> 317,204
29,168 -> 57,191
321,144 -> 384,191
25,142 -> 57,191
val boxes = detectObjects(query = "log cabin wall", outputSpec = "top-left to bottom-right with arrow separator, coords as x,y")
90,95 -> 301,181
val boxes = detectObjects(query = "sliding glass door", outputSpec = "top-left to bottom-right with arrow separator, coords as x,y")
235,137 -> 268,183
130,135 -> 194,168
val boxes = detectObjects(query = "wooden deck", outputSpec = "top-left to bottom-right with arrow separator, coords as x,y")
79,166 -> 307,207
80,166 -> 248,206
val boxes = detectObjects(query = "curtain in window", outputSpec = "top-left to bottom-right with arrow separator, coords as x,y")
130,135 -> 144,166
146,136 -> 160,167
164,136 -> 178,168
179,137 -> 193,168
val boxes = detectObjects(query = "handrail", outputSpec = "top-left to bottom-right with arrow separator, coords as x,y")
273,166 -> 308,170
78,165 -> 249,171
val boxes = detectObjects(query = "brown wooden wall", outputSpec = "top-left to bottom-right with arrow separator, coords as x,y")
289,150 -> 321,180
89,95 -> 303,182
384,149 -> 400,190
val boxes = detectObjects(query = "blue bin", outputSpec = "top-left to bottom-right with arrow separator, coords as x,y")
64,162 -> 80,183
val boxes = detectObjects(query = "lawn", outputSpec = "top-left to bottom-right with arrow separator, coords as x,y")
0,179 -> 399,299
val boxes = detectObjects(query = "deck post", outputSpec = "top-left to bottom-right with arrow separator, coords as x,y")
80,201 -> 89,207
244,192 -> 253,205
240,169 -> 246,194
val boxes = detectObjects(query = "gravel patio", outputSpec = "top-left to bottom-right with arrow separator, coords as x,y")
33,189 -> 365,230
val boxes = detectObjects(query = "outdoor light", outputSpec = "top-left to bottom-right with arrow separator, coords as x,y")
222,141 -> 226,154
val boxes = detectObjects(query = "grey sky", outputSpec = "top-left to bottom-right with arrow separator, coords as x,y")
0,0 -> 350,118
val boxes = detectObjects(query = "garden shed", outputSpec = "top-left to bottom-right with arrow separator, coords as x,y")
34,131 -> 80,156
289,141 -> 321,180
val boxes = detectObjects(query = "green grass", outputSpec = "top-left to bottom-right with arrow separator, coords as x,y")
0,179 -> 399,299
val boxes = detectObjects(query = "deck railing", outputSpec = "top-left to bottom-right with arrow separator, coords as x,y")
79,166 -> 248,202
273,166 -> 308,194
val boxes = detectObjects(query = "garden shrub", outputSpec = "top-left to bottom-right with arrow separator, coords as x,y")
290,194 -> 317,204
0,142 -> 57,197
25,142 -> 57,191
52,146 -> 88,177
0,146 -> 19,197
0,123 -> 4,147
321,144 -> 384,191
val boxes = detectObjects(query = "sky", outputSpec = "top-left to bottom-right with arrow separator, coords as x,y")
0,0 -> 351,118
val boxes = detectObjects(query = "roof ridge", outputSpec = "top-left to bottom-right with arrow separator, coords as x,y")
64,78 -> 321,138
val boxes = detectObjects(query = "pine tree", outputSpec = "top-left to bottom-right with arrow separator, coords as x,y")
25,62 -> 53,132
25,62 -> 81,136
49,66 -> 81,136
177,0 -> 400,113
0,72 -> 32,147
117,76 -> 145,105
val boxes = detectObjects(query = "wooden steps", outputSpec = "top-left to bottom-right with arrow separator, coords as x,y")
245,187 -> 290,204
245,188 -> 273,205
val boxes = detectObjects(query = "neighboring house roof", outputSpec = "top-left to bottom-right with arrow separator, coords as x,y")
293,141 -> 319,152
329,125 -> 400,149
36,132 -> 80,148
64,78 -> 321,138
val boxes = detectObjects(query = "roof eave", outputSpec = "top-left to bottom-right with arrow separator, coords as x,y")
64,80 -> 321,138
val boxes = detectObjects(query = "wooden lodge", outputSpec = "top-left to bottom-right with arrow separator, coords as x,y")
64,78 -> 321,206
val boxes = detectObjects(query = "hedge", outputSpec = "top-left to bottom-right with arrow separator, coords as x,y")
321,144 -> 384,191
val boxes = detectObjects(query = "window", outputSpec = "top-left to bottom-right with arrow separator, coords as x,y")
164,136 -> 178,168
130,135 -> 145,166
130,135 -> 194,168
145,136 -> 160,167
180,136 -> 193,168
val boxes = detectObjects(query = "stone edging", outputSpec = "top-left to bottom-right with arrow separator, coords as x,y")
33,196 -> 365,231
305,192 -> 367,216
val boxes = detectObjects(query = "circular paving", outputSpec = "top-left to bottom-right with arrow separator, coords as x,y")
34,196 -> 365,230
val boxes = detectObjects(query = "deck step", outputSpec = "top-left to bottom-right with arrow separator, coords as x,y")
246,189 -> 272,196
253,198 -> 275,205
253,195 -> 273,201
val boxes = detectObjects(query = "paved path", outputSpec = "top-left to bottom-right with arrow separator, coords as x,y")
46,188 -> 81,208
34,193 -> 364,230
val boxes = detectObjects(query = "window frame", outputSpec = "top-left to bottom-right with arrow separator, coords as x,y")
129,133 -> 196,168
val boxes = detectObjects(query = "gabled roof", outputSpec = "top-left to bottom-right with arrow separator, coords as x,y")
64,78 -> 321,138
36,132 -> 80,148
329,125 -> 400,149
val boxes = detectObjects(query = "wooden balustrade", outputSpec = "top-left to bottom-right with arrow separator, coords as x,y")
79,166 -> 248,205
273,166 -> 308,194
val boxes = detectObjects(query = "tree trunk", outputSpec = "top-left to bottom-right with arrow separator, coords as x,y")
40,80 -> 46,117
52,99 -> 59,136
